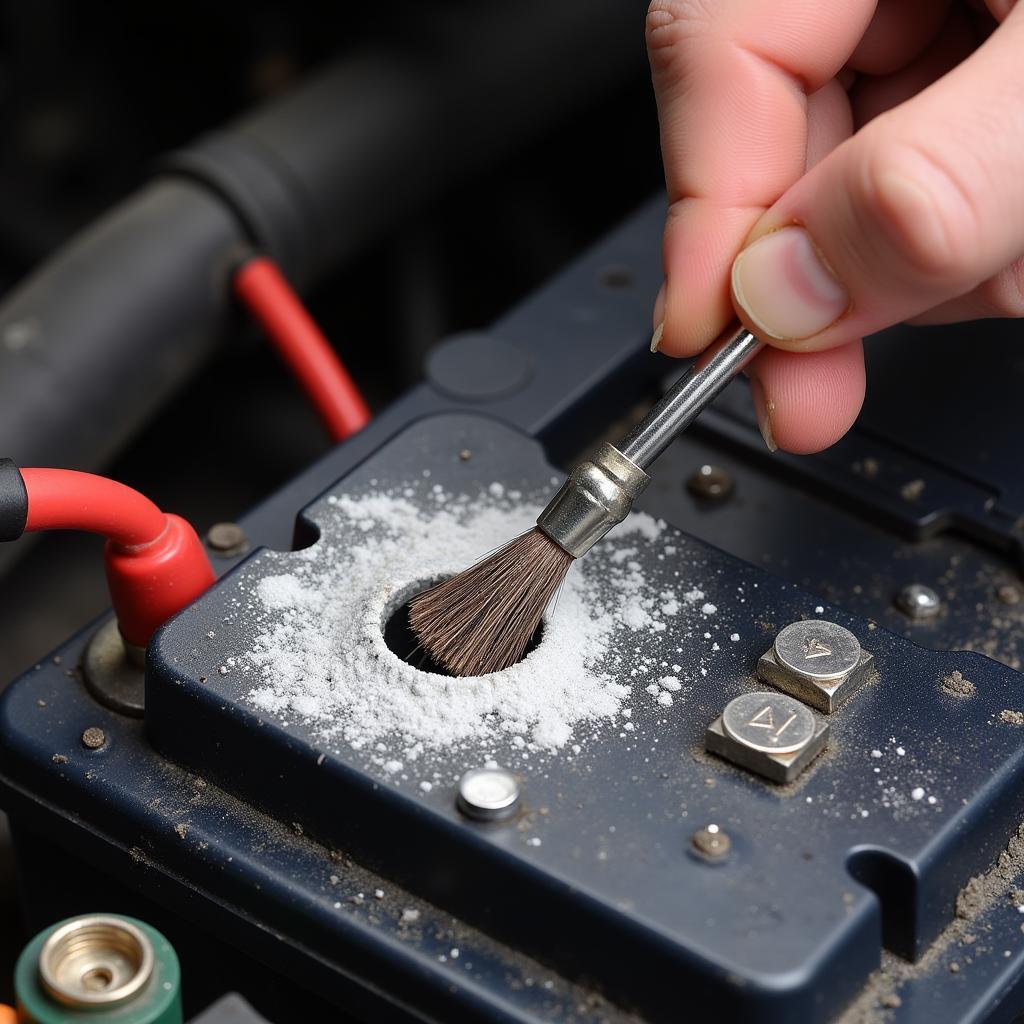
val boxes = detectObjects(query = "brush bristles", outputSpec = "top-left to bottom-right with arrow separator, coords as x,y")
409,528 -> 573,677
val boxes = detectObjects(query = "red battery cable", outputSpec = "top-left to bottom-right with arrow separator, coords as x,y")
21,468 -> 215,648
234,256 -> 371,442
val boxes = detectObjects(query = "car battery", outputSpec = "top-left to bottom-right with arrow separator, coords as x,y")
3,198 -> 1024,1024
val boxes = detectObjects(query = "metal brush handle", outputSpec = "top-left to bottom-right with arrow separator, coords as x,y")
618,322 -> 763,469
538,321 -> 763,558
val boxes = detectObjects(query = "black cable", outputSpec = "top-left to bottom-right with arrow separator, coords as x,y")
0,459 -> 27,543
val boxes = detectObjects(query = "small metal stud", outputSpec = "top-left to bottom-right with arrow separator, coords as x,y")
691,824 -> 731,860
687,464 -> 734,500
81,727 -> 106,750
895,583 -> 941,620
205,522 -> 248,557
456,768 -> 520,822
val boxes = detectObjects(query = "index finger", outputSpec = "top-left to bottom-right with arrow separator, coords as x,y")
648,0 -> 875,355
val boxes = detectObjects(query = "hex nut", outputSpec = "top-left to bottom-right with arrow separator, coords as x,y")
706,691 -> 829,783
757,619 -> 874,713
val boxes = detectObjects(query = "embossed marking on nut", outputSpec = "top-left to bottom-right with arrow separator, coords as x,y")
758,619 -> 874,713
707,691 -> 829,783
774,620 -> 861,683
721,691 -> 816,756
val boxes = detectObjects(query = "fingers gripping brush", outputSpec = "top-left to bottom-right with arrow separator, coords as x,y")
409,323 -> 763,676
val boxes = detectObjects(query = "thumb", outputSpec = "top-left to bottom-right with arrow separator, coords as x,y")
729,9 -> 1024,351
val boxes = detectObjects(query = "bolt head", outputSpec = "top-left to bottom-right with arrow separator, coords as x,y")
81,727 -> 106,750
896,584 -> 941,619
206,522 -> 248,556
687,464 -> 733,500
456,767 -> 520,822
691,826 -> 731,859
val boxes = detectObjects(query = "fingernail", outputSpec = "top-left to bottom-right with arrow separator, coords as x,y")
650,281 -> 667,352
749,376 -> 778,453
731,227 -> 849,341
650,321 -> 664,353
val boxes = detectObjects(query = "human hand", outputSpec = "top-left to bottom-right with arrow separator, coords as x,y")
647,0 -> 1023,452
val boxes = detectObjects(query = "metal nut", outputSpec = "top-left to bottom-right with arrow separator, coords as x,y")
706,691 -> 829,783
757,619 -> 874,713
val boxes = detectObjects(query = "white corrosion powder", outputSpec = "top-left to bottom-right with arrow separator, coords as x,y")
239,487 -> 718,769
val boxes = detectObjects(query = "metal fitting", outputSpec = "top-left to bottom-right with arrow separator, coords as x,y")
895,583 -> 941,620
691,824 -> 731,860
757,619 -> 874,714
456,768 -> 520,822
82,618 -> 145,718
39,915 -> 154,1009
537,443 -> 649,558
706,691 -> 829,783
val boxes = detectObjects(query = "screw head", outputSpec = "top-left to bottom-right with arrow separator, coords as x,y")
691,824 -> 731,859
895,583 -> 941,619
206,522 -> 248,557
458,449 -> 473,461
456,768 -> 520,822
687,464 -> 734,500
81,727 -> 106,750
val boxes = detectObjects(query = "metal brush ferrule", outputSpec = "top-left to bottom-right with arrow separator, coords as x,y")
537,442 -> 649,558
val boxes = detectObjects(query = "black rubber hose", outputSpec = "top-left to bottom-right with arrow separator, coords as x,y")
0,181 -> 245,471
169,0 -> 648,287
0,0 -> 646,471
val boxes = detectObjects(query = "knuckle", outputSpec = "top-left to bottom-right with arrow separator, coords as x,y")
646,0 -> 714,65
858,135 -> 982,282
